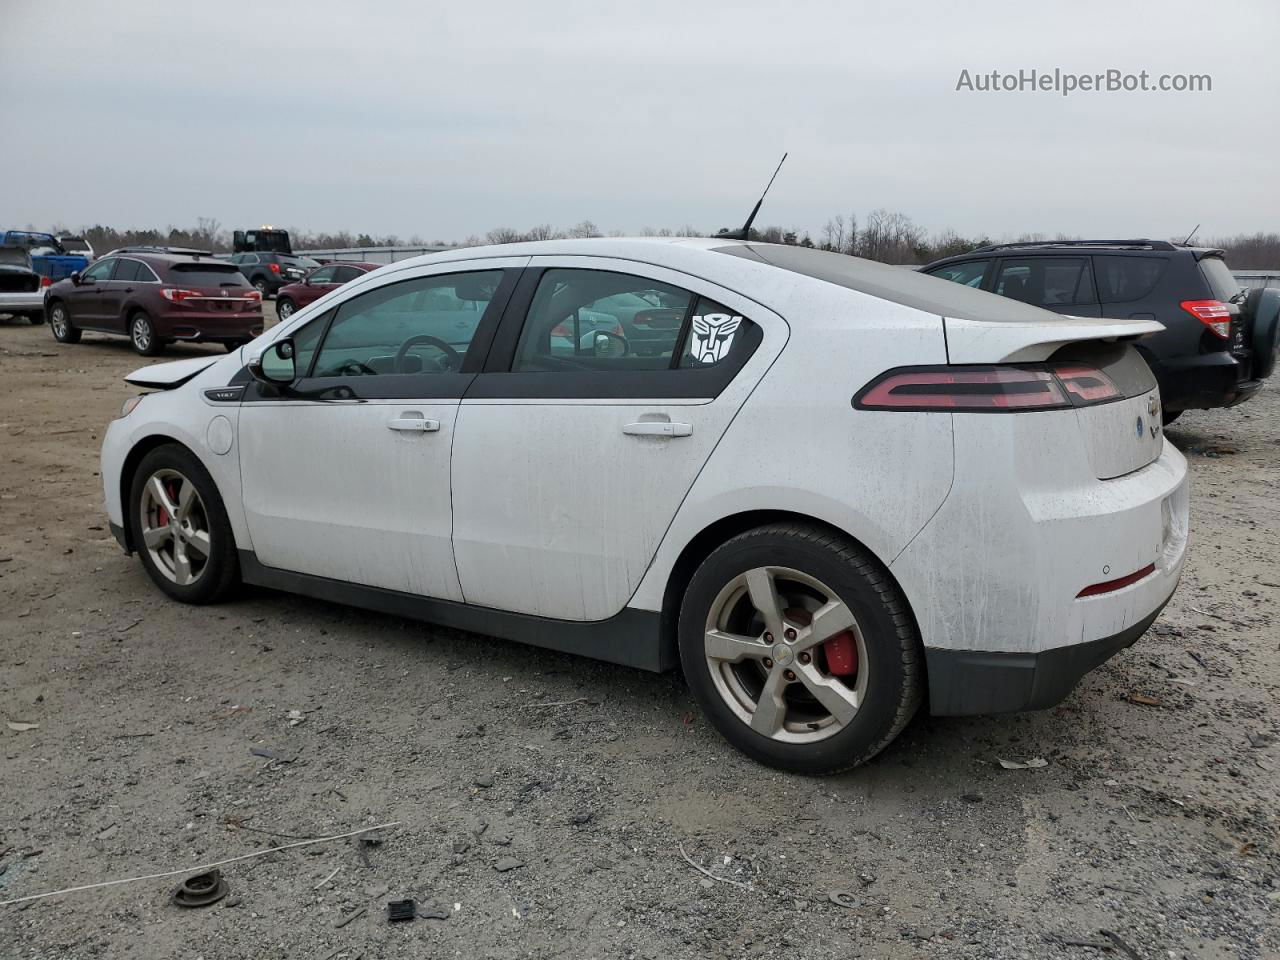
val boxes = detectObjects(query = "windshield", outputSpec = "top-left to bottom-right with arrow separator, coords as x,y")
0,247 -> 32,267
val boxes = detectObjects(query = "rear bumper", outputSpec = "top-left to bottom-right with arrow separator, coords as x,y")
1152,351 -> 1248,411
155,312 -> 263,342
0,290 -> 44,313
925,599 -> 1167,715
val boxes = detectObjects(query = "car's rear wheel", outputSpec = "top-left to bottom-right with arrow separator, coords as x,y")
679,523 -> 922,775
253,277 -> 269,299
48,301 -> 81,343
128,444 -> 239,604
129,311 -> 163,356
276,298 -> 296,321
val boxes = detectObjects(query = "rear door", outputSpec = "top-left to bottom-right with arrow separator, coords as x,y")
992,257 -> 1101,317
450,258 -> 785,621
100,258 -> 143,331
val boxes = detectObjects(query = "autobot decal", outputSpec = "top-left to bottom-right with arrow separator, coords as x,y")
690,313 -> 742,364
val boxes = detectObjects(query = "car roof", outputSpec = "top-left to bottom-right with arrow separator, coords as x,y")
381,237 -> 1066,325
109,252 -> 235,266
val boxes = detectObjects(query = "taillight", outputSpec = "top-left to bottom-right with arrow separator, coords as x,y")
40,275 -> 53,287
1180,299 -> 1231,338
269,263 -> 281,274
854,364 -> 1121,412
244,289 -> 262,302
161,288 -> 203,302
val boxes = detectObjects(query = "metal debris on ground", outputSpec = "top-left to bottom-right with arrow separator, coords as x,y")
828,890 -> 858,908
1127,693 -> 1166,707
334,905 -> 366,928
386,899 -> 416,922
172,869 -> 230,908
997,757 -> 1049,770
6,721 -> 39,732
677,842 -> 751,890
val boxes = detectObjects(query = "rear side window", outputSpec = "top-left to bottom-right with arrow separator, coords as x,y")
1094,256 -> 1167,302
169,262 -> 246,285
112,259 -> 143,282
995,258 -> 1094,306
1199,257 -> 1243,302
927,259 -> 990,288
333,265 -> 364,283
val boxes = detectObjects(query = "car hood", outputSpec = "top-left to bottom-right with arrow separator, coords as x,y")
124,356 -> 220,389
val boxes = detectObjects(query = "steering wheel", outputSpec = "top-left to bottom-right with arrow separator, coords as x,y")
332,358 -> 379,377
395,335 -> 462,373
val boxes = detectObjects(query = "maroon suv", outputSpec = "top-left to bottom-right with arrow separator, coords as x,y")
45,250 -> 263,355
275,261 -> 379,321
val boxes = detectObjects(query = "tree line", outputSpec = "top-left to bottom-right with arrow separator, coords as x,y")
26,215 -> 1280,268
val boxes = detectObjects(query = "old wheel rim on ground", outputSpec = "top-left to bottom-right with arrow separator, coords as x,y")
131,315 -> 152,351
703,566 -> 870,744
50,306 -> 69,337
139,468 -> 211,586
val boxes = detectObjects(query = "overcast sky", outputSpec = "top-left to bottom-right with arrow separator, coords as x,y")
2,0 -> 1276,243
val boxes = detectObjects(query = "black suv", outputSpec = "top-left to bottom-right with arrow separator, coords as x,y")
226,251 -> 320,297
921,240 -> 1278,423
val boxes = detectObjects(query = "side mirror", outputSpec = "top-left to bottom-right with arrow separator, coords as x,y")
588,330 -> 629,358
70,271 -> 82,286
248,338 -> 297,385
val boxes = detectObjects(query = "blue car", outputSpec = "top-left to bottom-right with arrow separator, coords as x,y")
0,231 -> 90,283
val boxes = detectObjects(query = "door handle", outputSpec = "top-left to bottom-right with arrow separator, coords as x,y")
622,421 -> 692,438
387,415 -> 440,432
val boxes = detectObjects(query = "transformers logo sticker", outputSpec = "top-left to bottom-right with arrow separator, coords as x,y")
690,313 -> 742,364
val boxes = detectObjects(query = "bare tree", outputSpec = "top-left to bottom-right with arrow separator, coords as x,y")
567,220 -> 601,239
486,227 -> 523,245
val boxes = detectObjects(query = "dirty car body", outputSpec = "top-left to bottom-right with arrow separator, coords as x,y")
0,245 -> 45,321
99,238 -> 1189,773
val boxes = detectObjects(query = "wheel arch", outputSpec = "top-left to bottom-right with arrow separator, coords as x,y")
656,509 -> 925,677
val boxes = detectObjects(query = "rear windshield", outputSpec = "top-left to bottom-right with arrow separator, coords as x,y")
1199,257 -> 1243,302
280,255 -> 320,269
169,262 -> 247,285
59,238 -> 90,252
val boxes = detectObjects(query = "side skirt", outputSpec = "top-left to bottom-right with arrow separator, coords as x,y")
238,551 -> 674,673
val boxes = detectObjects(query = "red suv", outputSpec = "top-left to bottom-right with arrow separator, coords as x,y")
275,261 -> 379,321
45,251 -> 263,355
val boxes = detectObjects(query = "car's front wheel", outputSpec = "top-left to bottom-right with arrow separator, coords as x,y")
129,311 -> 163,356
276,297 -> 296,321
128,444 -> 239,604
679,523 -> 923,775
48,301 -> 81,343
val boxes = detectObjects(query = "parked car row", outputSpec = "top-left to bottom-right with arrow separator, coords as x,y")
921,240 -> 1279,423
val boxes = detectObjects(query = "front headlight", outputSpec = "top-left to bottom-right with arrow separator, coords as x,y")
119,395 -> 145,419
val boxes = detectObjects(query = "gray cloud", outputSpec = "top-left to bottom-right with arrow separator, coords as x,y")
1,0 -> 1275,241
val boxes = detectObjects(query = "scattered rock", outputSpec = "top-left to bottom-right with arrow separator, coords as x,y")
474,773 -> 495,788
494,857 -> 524,873
961,792 -> 984,803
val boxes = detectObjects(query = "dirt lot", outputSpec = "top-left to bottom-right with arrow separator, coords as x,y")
0,313 -> 1277,960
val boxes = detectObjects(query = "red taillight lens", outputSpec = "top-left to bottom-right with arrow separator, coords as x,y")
40,275 -> 53,287
269,263 -> 281,274
244,289 -> 262,302
856,366 -> 1068,411
1049,364 -> 1122,405
856,364 -> 1126,412
160,288 -> 203,302
1180,299 -> 1231,338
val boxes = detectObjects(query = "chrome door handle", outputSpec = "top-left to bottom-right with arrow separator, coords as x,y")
388,415 -> 440,432
622,421 -> 693,438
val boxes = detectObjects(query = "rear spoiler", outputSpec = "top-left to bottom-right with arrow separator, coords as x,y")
124,357 -> 218,390
944,316 -> 1164,364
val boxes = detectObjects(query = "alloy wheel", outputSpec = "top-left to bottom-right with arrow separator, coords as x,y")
51,306 -> 68,338
278,300 -> 294,320
703,566 -> 869,744
132,315 -> 152,352
139,469 -> 211,586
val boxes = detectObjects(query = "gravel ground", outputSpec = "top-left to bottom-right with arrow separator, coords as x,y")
0,314 -> 1276,959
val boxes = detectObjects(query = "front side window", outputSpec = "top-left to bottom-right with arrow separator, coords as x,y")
928,259 -> 990,288
81,259 -> 114,282
309,270 -> 503,378
995,257 -> 1093,306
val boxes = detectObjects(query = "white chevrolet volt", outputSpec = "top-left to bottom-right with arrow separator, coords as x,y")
99,239 -> 1188,774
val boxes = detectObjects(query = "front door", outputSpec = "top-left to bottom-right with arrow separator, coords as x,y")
237,265 -> 516,599
68,256 -> 115,326
450,259 -> 784,621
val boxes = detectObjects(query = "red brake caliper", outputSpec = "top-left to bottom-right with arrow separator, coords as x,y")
823,631 -> 858,676
157,480 -> 178,527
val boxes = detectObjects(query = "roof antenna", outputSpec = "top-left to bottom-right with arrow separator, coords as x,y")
1182,223 -> 1200,245
720,152 -> 788,241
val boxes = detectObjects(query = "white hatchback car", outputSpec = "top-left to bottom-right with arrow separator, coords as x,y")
101,238 -> 1188,774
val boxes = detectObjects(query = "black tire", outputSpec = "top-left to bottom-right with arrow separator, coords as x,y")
129,310 -> 163,356
678,523 -> 923,775
127,444 -> 239,604
48,301 -> 81,343
1162,410 -> 1182,426
252,277 -> 269,299
276,297 -> 296,321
